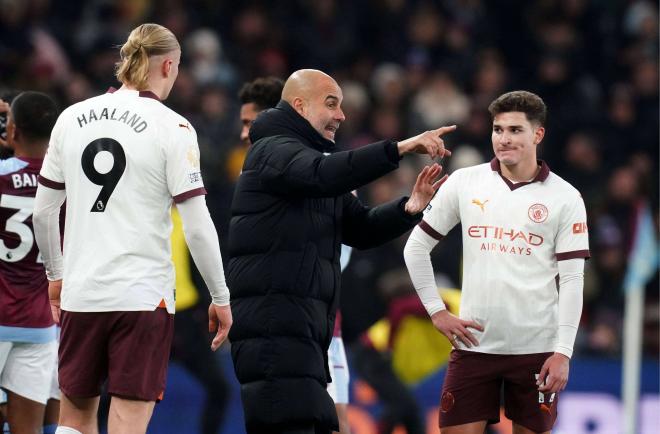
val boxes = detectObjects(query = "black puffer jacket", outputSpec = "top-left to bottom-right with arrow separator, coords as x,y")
227,101 -> 421,431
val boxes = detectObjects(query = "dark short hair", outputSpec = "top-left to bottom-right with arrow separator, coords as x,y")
11,91 -> 59,141
238,77 -> 284,111
488,91 -> 547,126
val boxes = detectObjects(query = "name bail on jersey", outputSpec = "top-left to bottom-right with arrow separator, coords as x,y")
77,108 -> 147,133
12,173 -> 38,189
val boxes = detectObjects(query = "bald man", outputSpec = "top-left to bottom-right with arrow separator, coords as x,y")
227,69 -> 454,434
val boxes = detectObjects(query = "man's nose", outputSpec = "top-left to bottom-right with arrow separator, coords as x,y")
336,108 -> 346,122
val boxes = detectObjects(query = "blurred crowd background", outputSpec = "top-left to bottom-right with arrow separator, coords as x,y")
1,0 -> 657,398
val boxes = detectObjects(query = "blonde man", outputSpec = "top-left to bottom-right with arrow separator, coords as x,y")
33,24 -> 232,434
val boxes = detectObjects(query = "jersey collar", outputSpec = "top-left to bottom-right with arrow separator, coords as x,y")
106,87 -> 161,101
490,158 -> 550,191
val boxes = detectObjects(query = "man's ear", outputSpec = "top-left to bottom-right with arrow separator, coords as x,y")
534,126 -> 545,145
161,58 -> 172,78
292,97 -> 306,115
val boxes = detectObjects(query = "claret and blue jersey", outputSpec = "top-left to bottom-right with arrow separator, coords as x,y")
0,156 -> 56,343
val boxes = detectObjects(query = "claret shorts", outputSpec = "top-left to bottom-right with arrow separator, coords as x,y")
59,308 -> 174,401
439,350 -> 558,433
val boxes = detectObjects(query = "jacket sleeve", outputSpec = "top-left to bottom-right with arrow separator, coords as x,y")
341,193 -> 422,249
252,137 -> 400,197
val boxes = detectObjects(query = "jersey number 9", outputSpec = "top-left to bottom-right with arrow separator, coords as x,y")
81,138 -> 126,212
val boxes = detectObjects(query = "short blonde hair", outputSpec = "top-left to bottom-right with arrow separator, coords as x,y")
115,23 -> 180,90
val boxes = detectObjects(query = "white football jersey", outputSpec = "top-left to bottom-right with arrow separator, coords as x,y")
39,88 -> 205,313
421,159 -> 590,354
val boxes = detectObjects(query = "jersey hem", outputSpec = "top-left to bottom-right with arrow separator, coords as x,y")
454,347 -> 556,355
61,304 -> 176,314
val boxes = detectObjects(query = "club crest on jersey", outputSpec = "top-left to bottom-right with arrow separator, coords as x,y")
472,198 -> 489,212
528,203 -> 548,223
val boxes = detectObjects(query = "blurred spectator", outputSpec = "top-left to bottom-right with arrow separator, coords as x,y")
410,72 -> 470,131
370,63 -> 408,109
561,131 -> 607,209
471,50 -> 509,107
447,144 -> 484,174
184,28 -> 237,88
335,80 -> 370,141
61,73 -> 94,106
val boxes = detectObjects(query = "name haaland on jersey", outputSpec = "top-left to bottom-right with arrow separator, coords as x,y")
40,89 -> 207,313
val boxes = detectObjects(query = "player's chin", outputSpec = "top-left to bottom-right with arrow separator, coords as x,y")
323,130 -> 336,142
497,153 -> 518,166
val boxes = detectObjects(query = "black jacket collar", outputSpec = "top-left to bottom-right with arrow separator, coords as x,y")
249,100 -> 336,153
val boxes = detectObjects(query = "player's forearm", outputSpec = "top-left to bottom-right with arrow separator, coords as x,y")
404,225 -> 445,316
177,196 -> 230,306
556,258 -> 585,358
33,186 -> 66,281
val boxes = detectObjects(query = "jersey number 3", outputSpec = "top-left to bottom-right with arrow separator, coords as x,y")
81,138 -> 126,212
0,194 -> 37,263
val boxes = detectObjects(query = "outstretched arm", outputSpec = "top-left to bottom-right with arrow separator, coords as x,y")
254,126 -> 455,198
255,138 -> 401,197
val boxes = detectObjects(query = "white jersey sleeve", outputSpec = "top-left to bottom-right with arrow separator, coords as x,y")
33,186 -> 66,281
39,114 -> 66,187
176,196 -> 230,306
555,192 -> 590,260
419,170 -> 461,239
164,122 -> 206,202
404,226 -> 445,315
556,258 -> 584,358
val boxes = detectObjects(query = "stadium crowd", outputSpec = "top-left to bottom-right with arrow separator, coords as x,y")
0,0 -> 657,412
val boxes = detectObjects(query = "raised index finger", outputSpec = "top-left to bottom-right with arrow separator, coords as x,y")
435,125 -> 457,136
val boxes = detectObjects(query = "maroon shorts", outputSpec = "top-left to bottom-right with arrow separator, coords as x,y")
59,308 -> 174,401
439,350 -> 558,432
